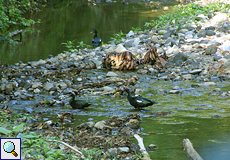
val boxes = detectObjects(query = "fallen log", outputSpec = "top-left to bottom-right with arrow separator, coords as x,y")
0,30 -> 23,42
181,138 -> 203,160
134,134 -> 151,160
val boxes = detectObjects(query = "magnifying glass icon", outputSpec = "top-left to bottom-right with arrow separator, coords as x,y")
3,141 -> 18,157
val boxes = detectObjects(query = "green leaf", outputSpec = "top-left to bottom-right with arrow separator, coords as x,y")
0,127 -> 12,134
12,123 -> 25,132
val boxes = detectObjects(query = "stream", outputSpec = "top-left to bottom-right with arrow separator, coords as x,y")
1,0 -> 230,159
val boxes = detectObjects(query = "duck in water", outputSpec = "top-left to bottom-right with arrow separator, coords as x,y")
69,92 -> 91,109
124,88 -> 157,109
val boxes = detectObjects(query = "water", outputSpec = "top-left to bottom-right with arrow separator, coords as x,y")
5,70 -> 230,159
0,0 -> 176,64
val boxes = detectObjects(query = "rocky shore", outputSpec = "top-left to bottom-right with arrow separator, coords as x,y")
1,5 -> 230,103
1,1 -> 230,159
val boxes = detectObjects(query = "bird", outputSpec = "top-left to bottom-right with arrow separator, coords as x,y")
69,92 -> 91,109
90,29 -> 101,47
124,88 -> 157,109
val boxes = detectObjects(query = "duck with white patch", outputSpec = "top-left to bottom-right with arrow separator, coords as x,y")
124,88 -> 157,109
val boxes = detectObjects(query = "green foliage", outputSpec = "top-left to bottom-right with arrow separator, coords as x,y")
0,0 -> 41,39
131,26 -> 141,33
109,30 -> 126,44
62,40 -> 90,53
82,148 -> 103,160
144,2 -> 230,30
76,41 -> 90,50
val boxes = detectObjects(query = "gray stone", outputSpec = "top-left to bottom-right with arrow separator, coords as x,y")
206,30 -> 216,36
173,53 -> 187,63
219,42 -> 230,51
137,69 -> 148,74
106,148 -> 118,157
56,82 -> 67,89
205,44 -> 217,55
182,74 -> 193,80
106,71 -> 118,77
198,82 -> 217,87
34,88 -> 41,94
169,90 -> 180,94
124,39 -> 134,48
118,147 -> 129,153
190,69 -> 202,75
126,30 -> 135,38
103,86 -> 115,92
213,56 -> 222,61
44,82 -> 54,91
14,90 -> 25,97
115,44 -> 127,53
211,13 -> 229,25
94,121 -> 106,129
165,62 -> 175,68
205,26 -> 215,31
197,30 -> 206,38
140,35 -> 148,40
32,82 -> 42,89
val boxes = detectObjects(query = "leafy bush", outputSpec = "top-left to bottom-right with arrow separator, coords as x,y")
0,0 -> 42,39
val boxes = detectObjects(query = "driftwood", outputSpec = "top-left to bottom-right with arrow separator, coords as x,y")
134,134 -> 151,160
143,44 -> 168,68
46,139 -> 83,156
102,51 -> 137,70
0,30 -> 23,42
181,138 -> 203,160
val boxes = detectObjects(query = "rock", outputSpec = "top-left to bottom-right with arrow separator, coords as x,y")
133,38 -> 140,46
198,82 -> 217,87
76,77 -> 83,82
211,13 -> 229,26
182,74 -> 193,80
165,62 -> 175,68
106,148 -> 118,157
126,30 -> 135,38
169,90 -> 180,94
118,147 -> 129,153
219,42 -> 230,52
205,44 -> 217,55
172,53 -> 187,63
137,69 -> 148,74
115,44 -> 127,53
218,58 -> 228,64
106,71 -> 118,77
44,82 -> 54,91
94,121 -> 106,129
56,82 -> 67,89
189,69 -> 202,75
213,56 -> 222,61
32,82 -> 42,89
124,39 -> 134,48
206,30 -> 216,36
14,90 -> 25,97
34,88 -> 41,94
197,30 -> 206,38
103,86 -> 115,92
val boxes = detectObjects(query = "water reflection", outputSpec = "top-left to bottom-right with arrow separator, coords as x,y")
0,0 -> 176,64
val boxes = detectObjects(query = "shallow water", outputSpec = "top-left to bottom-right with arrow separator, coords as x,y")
5,70 -> 230,159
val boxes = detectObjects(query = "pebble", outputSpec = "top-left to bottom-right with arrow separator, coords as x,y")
106,71 -> 118,77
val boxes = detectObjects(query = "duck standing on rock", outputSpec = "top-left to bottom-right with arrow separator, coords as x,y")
124,88 -> 157,109
69,92 -> 91,109
90,29 -> 101,47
